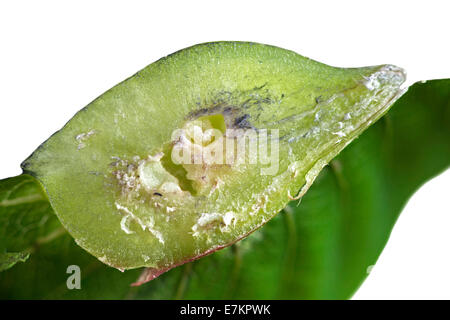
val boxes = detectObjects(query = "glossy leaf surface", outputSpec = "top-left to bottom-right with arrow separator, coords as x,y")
1,79 -> 447,299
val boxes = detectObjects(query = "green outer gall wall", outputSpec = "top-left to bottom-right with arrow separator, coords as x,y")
21,42 -> 405,272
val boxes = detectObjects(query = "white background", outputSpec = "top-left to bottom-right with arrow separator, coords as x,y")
0,0 -> 449,299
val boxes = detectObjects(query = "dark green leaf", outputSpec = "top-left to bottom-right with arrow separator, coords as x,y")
0,174 -> 63,272
135,79 -> 450,299
0,79 -> 448,299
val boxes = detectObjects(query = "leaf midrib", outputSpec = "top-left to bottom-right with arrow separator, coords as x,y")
0,194 -> 44,207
